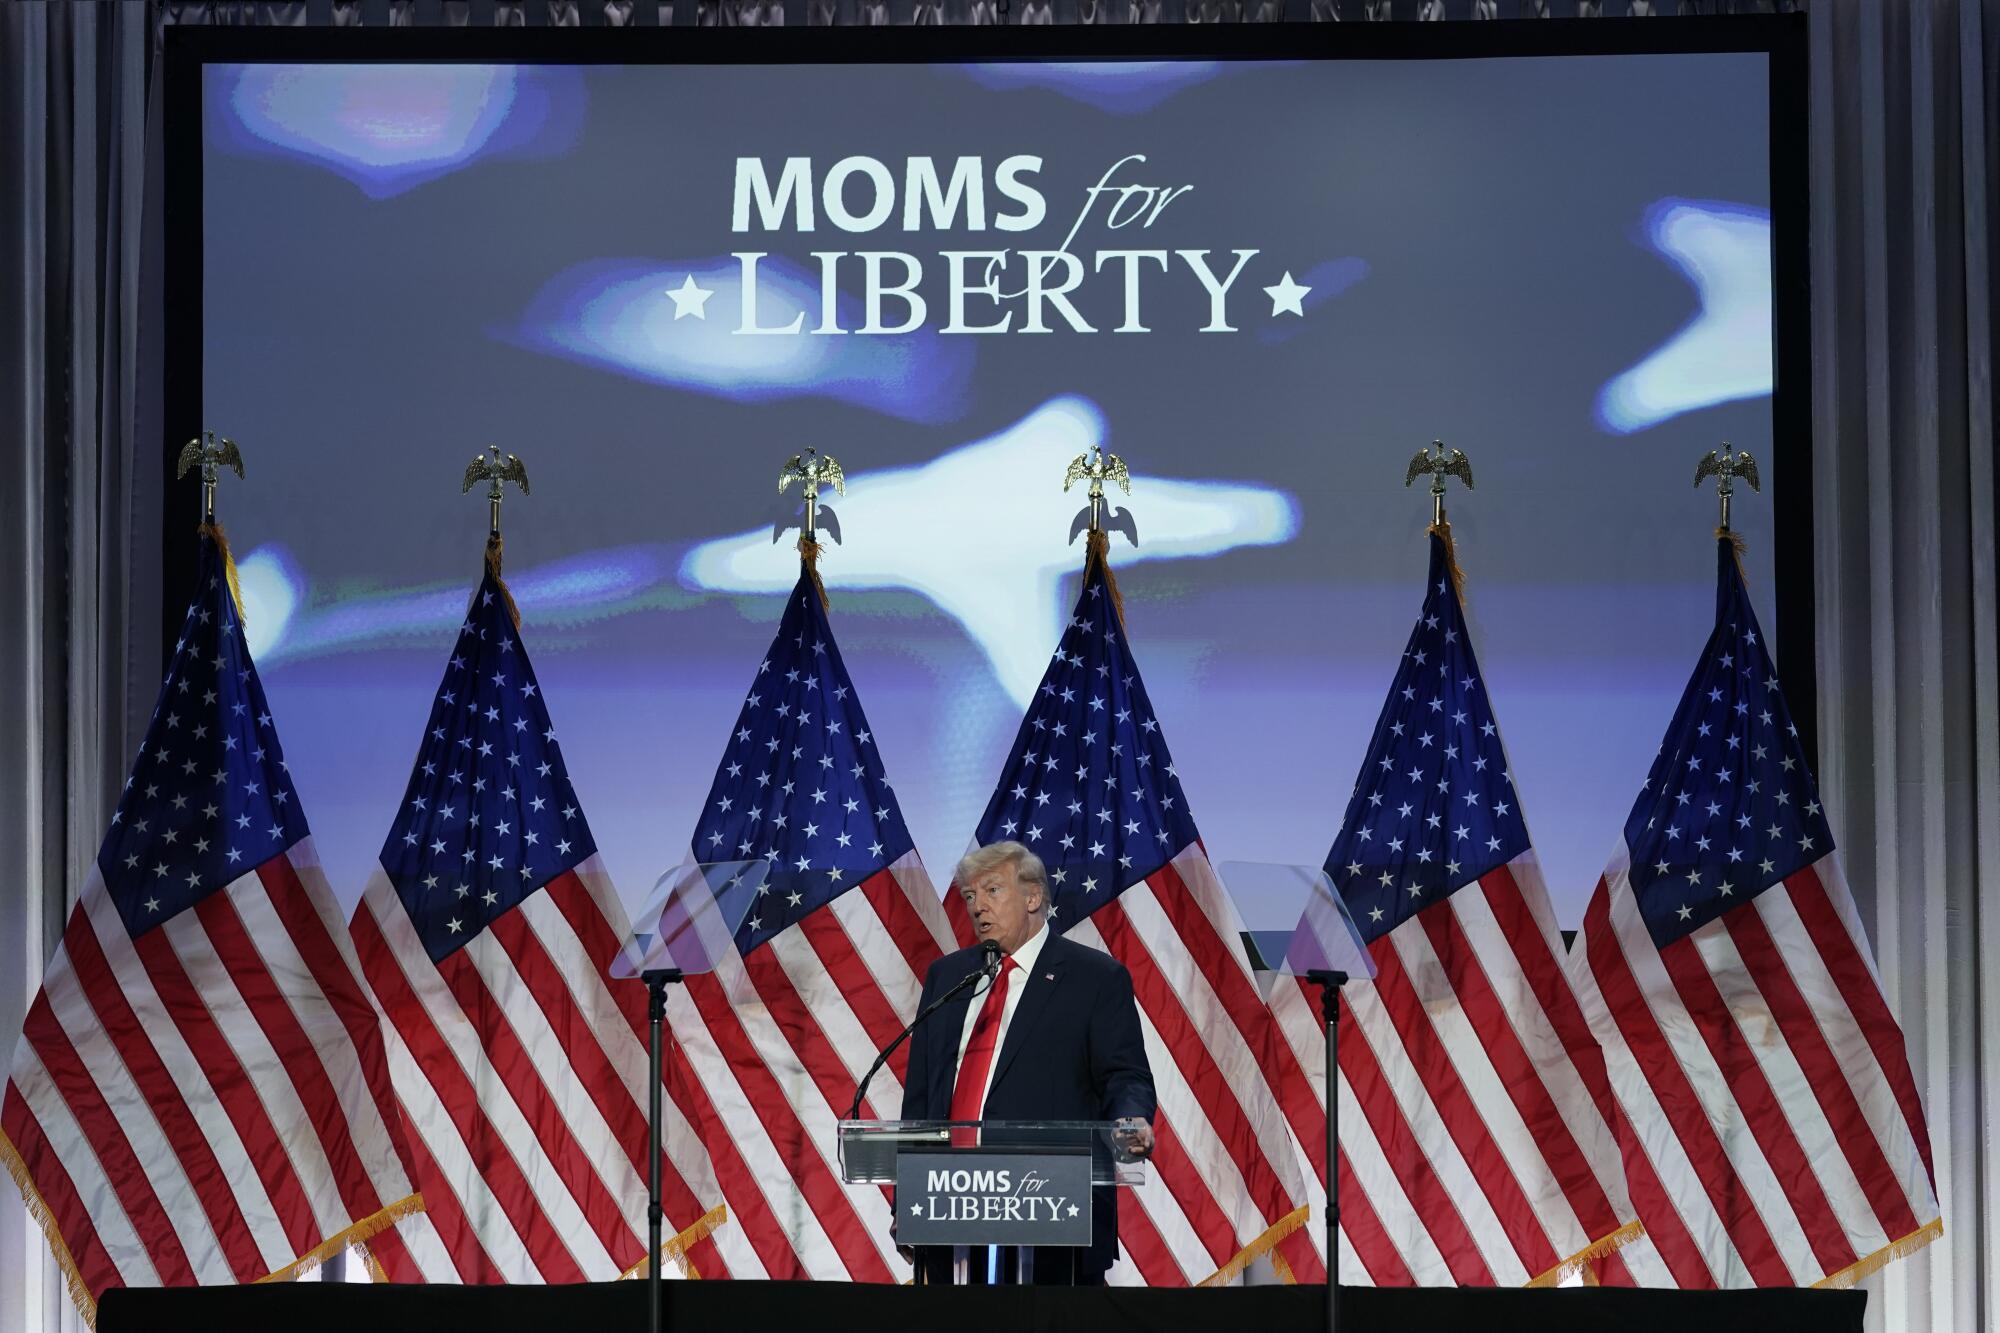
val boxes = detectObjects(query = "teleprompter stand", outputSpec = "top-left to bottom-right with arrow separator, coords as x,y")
1305,969 -> 1349,1333
643,967 -> 684,1333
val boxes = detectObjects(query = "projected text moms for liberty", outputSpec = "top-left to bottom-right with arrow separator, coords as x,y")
721,153 -> 1308,334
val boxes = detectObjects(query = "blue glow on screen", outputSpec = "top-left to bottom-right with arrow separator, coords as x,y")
210,63 -> 584,197
954,61 -> 1230,113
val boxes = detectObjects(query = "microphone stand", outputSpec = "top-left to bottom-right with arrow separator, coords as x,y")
847,940 -> 999,1122
1306,969 -> 1348,1333
644,968 -> 684,1333
848,942 -> 999,1287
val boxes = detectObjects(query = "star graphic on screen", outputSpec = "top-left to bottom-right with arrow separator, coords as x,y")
681,398 -> 1298,709
667,274 -> 715,320
1066,1203 -> 1080,1217
1597,200 -> 1771,432
1263,271 -> 1310,318
910,1203 -> 922,1216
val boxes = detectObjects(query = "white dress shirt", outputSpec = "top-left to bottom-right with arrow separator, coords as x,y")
951,921 -> 1050,1119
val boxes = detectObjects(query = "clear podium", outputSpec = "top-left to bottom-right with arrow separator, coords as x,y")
838,1119 -> 1148,1285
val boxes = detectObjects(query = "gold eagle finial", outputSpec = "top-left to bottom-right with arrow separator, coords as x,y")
175,431 -> 246,522
462,446 -> 530,536
1064,445 -> 1131,500
1693,447 -> 1760,531
1063,443 -> 1135,545
778,449 -> 846,544
1404,440 -> 1473,526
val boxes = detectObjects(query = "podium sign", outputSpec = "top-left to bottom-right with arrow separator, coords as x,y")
896,1148 -> 1092,1247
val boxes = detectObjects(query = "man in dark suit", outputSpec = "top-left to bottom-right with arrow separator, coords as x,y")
899,841 -> 1155,1284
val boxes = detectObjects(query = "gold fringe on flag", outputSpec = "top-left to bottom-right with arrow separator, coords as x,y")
484,532 -> 522,630
1,1126 -> 101,1326
799,537 -> 830,611
1268,1243 -> 1298,1285
1526,1216 -> 1644,1288
615,1203 -> 731,1281
198,520 -> 247,626
1718,524 -> 1750,581
1195,1202 -> 1312,1287
1083,529 -> 1126,628
256,1191 -> 425,1286
352,1239 -> 392,1284
1813,1215 -> 1943,1290
1428,519 -> 1467,597
1,1124 -> 423,1327
1259,1212 -> 1644,1290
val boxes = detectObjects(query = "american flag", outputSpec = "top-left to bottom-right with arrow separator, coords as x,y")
0,535 -> 419,1321
1567,539 -> 1940,1287
943,556 -> 1314,1286
665,570 -> 954,1280
350,565 -> 737,1283
1266,532 -> 1639,1286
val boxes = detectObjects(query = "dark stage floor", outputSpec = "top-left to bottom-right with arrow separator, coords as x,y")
99,1279 -> 1866,1333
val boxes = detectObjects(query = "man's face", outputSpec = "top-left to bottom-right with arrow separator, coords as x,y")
962,860 -> 1044,955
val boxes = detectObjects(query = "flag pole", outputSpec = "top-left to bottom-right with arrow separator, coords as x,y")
452,448 -> 697,1327
1064,441 -> 1136,625
1301,438 -> 1469,1331
779,449 -> 845,610
461,446 -> 530,626
1403,440 -> 1474,591
176,431 -> 249,617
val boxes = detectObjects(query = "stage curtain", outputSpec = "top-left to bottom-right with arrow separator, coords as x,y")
0,3 -> 161,1330
145,0 -> 1797,29
1809,2 -> 2000,1330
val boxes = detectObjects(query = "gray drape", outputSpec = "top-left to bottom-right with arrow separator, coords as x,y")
0,2 -> 1993,1329
1810,2 -> 1999,1330
0,3 -> 159,1328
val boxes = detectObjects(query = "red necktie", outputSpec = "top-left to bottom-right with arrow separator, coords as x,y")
948,956 -> 1019,1142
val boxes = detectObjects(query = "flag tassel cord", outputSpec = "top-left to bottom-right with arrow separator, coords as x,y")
1718,524 -> 1749,579
484,531 -> 522,629
198,520 -> 247,625
1428,519 -> 1466,596
799,537 -> 829,611
1083,530 -> 1126,628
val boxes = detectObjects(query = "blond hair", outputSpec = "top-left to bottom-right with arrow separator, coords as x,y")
955,841 -> 1049,911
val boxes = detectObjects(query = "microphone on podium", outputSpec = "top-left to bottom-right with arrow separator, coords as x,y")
846,939 -> 1002,1121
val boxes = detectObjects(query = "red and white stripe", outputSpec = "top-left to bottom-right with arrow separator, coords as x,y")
944,844 -> 1315,1287
1567,846 -> 1940,1288
660,850 -> 955,1280
1265,850 -> 1638,1286
351,853 -> 750,1283
0,839 -> 418,1320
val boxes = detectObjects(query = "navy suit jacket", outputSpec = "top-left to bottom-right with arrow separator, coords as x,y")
899,931 -> 1155,1278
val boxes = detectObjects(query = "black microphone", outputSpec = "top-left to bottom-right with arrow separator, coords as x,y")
847,940 -> 1002,1121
